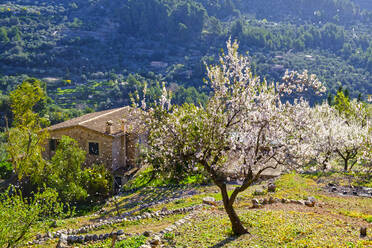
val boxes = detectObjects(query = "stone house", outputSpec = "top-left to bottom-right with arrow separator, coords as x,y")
45,106 -> 146,186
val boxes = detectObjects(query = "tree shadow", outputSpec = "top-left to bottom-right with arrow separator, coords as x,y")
91,186 -> 199,221
208,235 -> 240,248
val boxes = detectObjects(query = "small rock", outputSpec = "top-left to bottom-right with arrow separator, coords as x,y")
331,187 -> 337,192
305,200 -> 315,207
117,229 -> 124,236
143,231 -> 152,237
268,197 -> 275,204
150,235 -> 161,245
252,198 -> 260,208
254,188 -> 265,196
307,196 -> 316,204
84,235 -> 91,242
202,196 -> 217,206
161,207 -> 168,212
77,235 -> 84,243
56,234 -> 68,248
268,183 -> 276,192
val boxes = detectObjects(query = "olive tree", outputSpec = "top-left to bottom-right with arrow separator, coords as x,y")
141,40 -> 325,235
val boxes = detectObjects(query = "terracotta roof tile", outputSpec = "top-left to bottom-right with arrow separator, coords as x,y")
48,106 -> 144,136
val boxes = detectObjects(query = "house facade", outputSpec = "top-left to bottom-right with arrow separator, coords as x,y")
45,107 -> 146,176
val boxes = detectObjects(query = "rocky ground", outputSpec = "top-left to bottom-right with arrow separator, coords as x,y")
324,183 -> 372,198
24,173 -> 372,248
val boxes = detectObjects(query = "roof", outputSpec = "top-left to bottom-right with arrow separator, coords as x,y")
48,106 -> 144,137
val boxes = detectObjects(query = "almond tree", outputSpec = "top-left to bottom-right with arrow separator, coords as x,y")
141,40 -> 325,235
310,100 -> 370,172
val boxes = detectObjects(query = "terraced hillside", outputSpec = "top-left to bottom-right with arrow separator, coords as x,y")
26,173 -> 372,248
1,0 -> 372,115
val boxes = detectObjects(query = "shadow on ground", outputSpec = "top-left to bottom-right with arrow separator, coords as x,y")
209,235 -> 240,248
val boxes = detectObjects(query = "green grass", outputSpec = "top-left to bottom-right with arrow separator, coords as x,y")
25,173 -> 372,248
122,166 -> 208,190
170,209 -> 372,248
86,235 -> 147,248
273,172 -> 319,200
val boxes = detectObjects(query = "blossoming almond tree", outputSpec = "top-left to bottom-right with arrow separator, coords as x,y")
309,100 -> 371,172
141,40 -> 325,235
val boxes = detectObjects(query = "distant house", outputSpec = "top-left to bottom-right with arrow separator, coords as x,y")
45,107 -> 146,183
150,61 -> 168,69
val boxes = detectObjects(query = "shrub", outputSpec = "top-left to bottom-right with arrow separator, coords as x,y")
0,161 -> 12,179
82,164 -> 113,200
0,187 -> 64,248
47,136 -> 87,202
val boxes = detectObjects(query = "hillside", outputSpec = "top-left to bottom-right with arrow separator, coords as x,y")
1,0 -> 372,112
25,173 -> 372,247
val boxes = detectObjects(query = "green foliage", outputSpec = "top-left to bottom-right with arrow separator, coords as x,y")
366,216 -> 372,223
124,165 -> 208,190
46,136 -> 112,203
9,78 -> 47,127
6,78 -> 49,183
0,187 -> 63,248
0,161 -> 12,179
86,235 -> 147,248
334,89 -> 351,116
115,235 -> 147,248
0,26 -> 9,44
0,0 -> 372,115
82,164 -> 113,200
47,135 -> 87,202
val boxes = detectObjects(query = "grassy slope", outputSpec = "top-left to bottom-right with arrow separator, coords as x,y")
27,173 -> 372,248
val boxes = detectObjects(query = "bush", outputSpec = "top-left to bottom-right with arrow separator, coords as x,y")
82,164 -> 113,200
47,136 -> 87,202
0,161 -> 12,179
48,137 -> 113,203
0,187 -> 64,248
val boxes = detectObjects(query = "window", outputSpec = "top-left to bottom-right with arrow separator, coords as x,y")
50,139 -> 59,151
89,142 -> 99,155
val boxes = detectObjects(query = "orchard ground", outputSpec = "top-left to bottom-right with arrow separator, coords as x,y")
26,173 -> 372,248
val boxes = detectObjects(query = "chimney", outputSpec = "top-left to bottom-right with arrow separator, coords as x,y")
106,120 -> 113,134
121,119 -> 126,133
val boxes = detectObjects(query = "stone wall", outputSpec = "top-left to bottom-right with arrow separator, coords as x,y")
45,126 -> 116,170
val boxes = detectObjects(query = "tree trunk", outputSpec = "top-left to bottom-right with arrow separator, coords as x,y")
219,184 -> 248,235
224,201 -> 248,235
344,159 -> 349,172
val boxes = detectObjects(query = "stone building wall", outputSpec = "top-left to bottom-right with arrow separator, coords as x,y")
45,126 -> 115,170
126,133 -> 138,168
